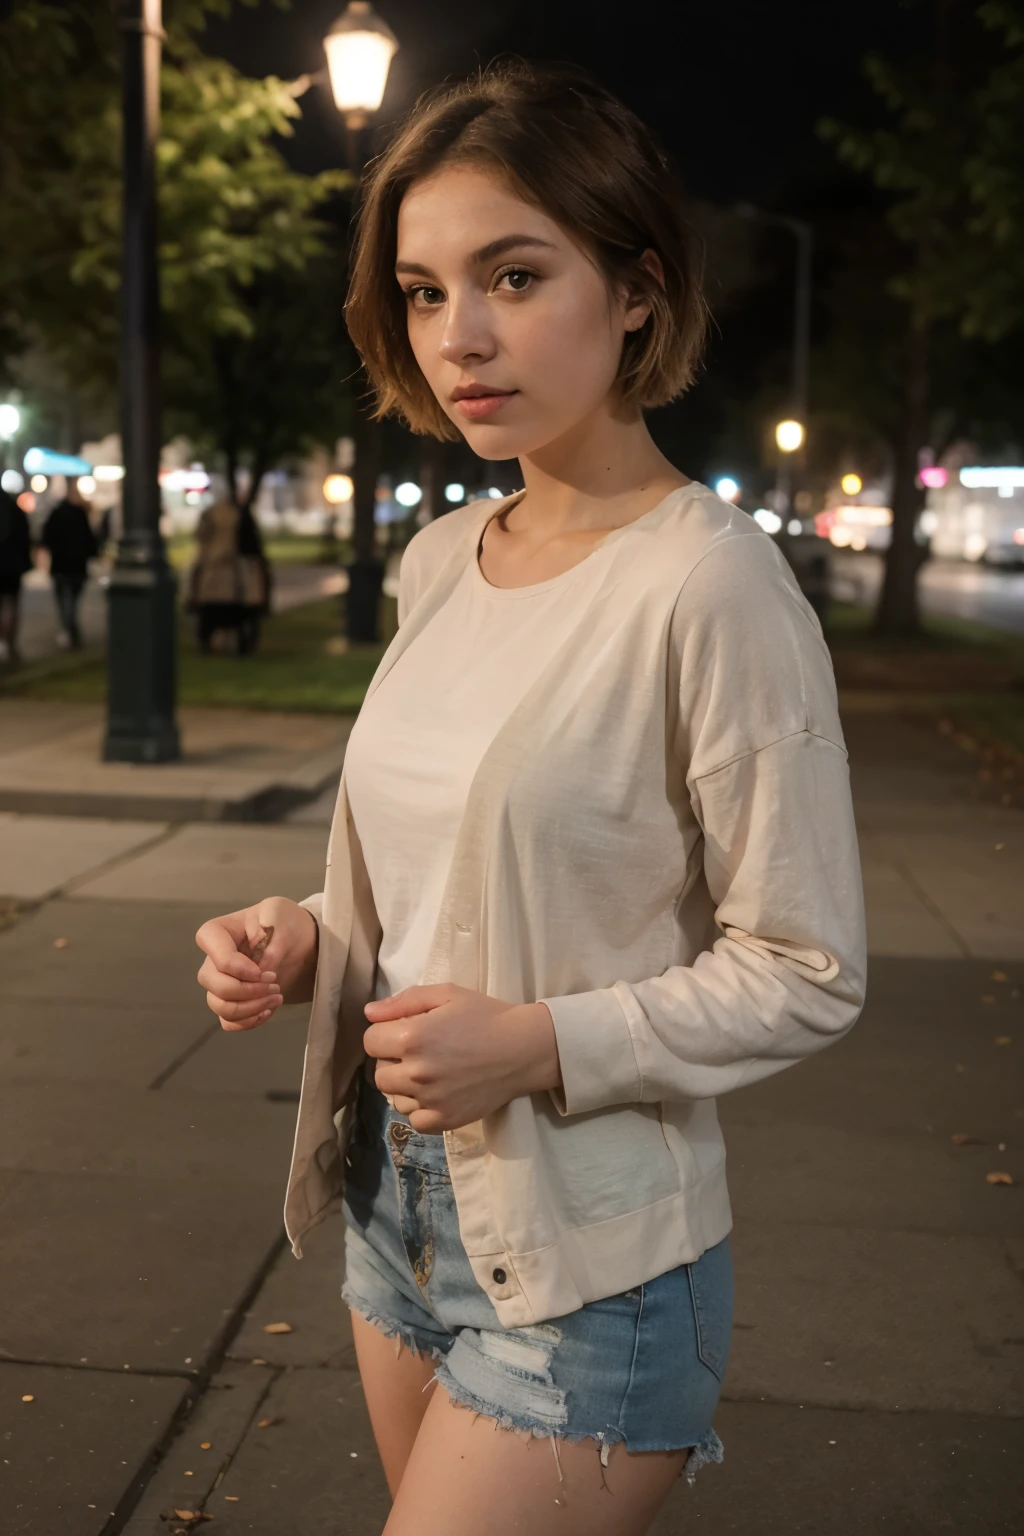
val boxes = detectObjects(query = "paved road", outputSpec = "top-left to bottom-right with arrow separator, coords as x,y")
14,563 -> 349,663
1,707 -> 1022,1533
831,549 -> 1024,633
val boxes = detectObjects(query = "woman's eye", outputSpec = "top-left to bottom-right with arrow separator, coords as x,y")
495,267 -> 533,293
405,285 -> 443,307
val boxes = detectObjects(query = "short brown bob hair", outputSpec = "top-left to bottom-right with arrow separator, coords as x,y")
344,58 -> 709,440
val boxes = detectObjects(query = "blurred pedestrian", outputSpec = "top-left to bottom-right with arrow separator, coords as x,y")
187,498 -> 270,654
0,484 -> 33,663
40,477 -> 98,650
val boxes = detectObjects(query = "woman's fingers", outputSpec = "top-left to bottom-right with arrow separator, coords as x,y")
195,915 -> 262,983
196,957 -> 280,1002
207,991 -> 283,1027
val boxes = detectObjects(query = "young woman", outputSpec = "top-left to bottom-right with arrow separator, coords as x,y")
196,61 -> 866,1536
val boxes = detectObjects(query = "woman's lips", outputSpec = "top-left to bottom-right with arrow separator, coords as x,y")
454,391 -> 517,420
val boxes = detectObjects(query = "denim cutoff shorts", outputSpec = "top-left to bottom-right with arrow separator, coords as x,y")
340,1064 -> 732,1481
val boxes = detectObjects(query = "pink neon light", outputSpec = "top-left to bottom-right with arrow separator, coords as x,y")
919,467 -> 948,489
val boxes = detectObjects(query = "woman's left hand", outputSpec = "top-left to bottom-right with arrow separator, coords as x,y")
363,984 -> 562,1133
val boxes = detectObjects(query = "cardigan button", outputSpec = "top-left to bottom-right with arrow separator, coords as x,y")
492,1267 -> 507,1285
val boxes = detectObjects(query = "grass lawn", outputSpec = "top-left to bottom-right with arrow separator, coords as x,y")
0,596 -> 399,714
166,531 -> 345,571
4,586 -> 1021,760
824,601 -> 1024,758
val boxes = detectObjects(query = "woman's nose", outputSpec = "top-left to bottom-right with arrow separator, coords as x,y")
437,292 -> 497,366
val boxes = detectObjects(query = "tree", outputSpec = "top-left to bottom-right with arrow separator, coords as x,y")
819,0 -> 1024,635
164,254 -> 353,510
0,0 -> 349,484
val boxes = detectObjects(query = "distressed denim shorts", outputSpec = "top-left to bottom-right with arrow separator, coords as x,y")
340,1066 -> 732,1481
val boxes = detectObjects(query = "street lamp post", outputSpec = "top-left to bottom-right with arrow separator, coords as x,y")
323,1 -> 398,643
736,204 -> 813,516
103,0 -> 180,762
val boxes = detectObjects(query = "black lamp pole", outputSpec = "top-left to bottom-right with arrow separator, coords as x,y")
103,0 -> 180,763
341,118 -> 385,644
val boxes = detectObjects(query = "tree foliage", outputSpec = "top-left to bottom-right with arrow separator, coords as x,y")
0,0 -> 351,464
820,0 -> 1024,342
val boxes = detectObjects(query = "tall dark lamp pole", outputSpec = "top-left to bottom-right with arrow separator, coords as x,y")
323,2 -> 398,643
103,0 -> 180,763
735,203 -> 813,522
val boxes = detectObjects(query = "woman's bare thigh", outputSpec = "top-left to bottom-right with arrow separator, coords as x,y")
384,1381 -> 688,1536
350,1309 -> 440,1498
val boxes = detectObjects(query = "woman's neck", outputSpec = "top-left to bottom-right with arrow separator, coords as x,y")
512,411 -> 690,537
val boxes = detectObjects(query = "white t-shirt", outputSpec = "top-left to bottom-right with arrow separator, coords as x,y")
344,503 -> 631,1002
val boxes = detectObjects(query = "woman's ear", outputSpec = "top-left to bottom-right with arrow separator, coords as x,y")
623,248 -> 665,332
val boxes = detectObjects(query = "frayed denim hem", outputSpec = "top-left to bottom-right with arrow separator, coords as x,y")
342,1284 -> 448,1365
682,1426 -> 724,1484
434,1357 -> 724,1488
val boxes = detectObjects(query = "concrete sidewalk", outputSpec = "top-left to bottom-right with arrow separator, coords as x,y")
1,706 -> 1022,1534
0,700 -> 353,822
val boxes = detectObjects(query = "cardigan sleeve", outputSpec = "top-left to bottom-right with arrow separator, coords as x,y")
541,530 -> 867,1114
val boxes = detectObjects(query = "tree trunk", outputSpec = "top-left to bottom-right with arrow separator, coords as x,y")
874,323 -> 930,637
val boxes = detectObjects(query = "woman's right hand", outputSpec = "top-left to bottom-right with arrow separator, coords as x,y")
196,896 -> 319,1032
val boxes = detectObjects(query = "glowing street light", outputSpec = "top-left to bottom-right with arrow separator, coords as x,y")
840,473 -> 862,497
324,473 -> 354,504
394,481 -> 422,508
324,2 -> 398,124
444,482 -> 466,503
0,403 -> 20,440
775,419 -> 805,454
753,508 -> 782,534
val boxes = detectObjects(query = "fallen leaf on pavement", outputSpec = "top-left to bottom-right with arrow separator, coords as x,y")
995,1036 -> 1013,1047
21,1394 -> 34,1402
982,995 -> 996,1003
52,937 -> 68,948
262,1322 -> 293,1335
985,1171 -> 1014,1186
225,1496 -> 239,1501
952,1132 -> 983,1145
994,842 -> 1005,851
173,1513 -> 196,1522
992,971 -> 1008,982
250,1357 -> 268,1365
257,1417 -> 278,1428
200,1441 -> 212,1450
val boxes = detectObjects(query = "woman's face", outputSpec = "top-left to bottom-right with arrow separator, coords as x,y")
395,165 -> 653,460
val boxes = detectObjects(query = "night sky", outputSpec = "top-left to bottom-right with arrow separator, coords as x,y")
208,1 -> 926,490
208,0 -> 921,207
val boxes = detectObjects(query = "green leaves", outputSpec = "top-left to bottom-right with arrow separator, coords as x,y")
0,0 -> 351,387
819,1 -> 1024,342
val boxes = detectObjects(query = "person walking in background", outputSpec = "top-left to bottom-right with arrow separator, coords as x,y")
40,477 -> 97,650
0,483 -> 33,663
187,498 -> 271,655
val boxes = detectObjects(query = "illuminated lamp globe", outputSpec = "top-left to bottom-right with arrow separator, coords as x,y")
444,483 -> 465,503
840,473 -> 862,497
775,419 -> 805,453
324,3 -> 399,124
394,481 -> 422,508
324,474 -> 354,505
0,403 -> 20,440
77,475 -> 97,497
714,476 -> 740,503
30,474 -> 47,493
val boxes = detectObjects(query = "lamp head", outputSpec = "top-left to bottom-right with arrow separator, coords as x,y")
324,2 -> 398,122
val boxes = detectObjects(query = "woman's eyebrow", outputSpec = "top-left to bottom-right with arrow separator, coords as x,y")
395,234 -> 556,278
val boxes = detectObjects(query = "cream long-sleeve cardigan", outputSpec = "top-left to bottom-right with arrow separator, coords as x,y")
284,482 -> 867,1328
